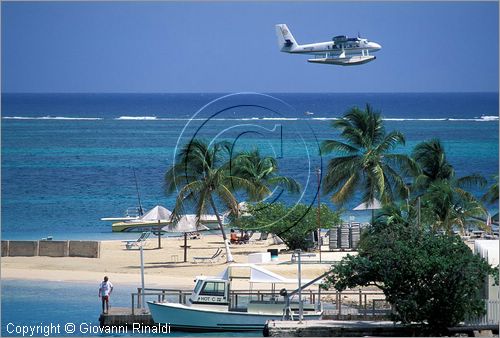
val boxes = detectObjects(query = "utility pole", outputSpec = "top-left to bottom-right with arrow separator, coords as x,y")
140,244 -> 146,311
316,168 -> 322,263
296,249 -> 303,323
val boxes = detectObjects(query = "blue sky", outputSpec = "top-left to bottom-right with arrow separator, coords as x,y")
2,2 -> 498,93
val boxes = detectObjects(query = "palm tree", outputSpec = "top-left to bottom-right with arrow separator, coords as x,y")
230,149 -> 300,204
421,180 -> 487,234
321,104 -> 416,206
165,139 -> 255,262
411,139 -> 488,233
482,175 -> 499,205
411,139 -> 486,194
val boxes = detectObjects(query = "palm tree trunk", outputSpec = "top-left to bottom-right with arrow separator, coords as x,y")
209,195 -> 234,262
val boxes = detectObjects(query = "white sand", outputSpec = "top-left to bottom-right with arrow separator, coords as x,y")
2,235 -> 356,289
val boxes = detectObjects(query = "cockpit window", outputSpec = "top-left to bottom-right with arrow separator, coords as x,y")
200,281 -> 226,297
194,280 -> 203,294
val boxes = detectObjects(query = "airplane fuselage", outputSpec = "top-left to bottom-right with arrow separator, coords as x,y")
283,39 -> 381,57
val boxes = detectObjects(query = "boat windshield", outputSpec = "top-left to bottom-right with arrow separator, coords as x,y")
193,280 -> 203,294
200,281 -> 226,297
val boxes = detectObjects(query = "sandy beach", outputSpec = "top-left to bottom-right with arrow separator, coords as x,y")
1,234 -> 356,289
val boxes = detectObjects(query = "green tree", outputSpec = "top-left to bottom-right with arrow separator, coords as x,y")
236,202 -> 341,251
411,139 -> 488,233
412,139 -> 486,194
421,180 -> 487,234
230,149 -> 300,204
165,139 -> 255,262
323,216 -> 492,334
321,104 -> 416,206
482,175 -> 499,204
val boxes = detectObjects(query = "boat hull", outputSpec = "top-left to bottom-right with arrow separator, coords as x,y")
111,221 -> 170,232
147,301 -> 321,332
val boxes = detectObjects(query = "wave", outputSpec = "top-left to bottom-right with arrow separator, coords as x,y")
2,116 -> 103,120
384,116 -> 499,122
115,116 -> 158,120
3,115 -> 498,122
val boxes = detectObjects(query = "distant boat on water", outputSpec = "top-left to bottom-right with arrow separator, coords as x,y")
102,205 -> 222,232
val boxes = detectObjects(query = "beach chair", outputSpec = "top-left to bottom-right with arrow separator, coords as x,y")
192,248 -> 224,263
272,234 -> 284,245
258,232 -> 269,241
123,231 -> 151,250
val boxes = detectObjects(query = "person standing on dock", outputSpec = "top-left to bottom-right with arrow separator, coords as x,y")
98,276 -> 113,314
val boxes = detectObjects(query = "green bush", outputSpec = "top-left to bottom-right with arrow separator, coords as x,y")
235,202 -> 341,251
323,219 -> 493,334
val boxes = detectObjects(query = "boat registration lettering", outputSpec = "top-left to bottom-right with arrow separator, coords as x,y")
197,296 -> 224,302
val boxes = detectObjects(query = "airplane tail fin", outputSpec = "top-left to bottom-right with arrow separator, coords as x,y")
275,24 -> 298,52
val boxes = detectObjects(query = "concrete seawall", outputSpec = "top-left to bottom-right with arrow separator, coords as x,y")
69,241 -> 100,258
1,240 -> 100,258
7,241 -> 39,257
39,240 -> 69,257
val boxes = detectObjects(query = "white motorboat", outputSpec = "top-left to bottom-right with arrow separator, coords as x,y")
147,264 -> 324,331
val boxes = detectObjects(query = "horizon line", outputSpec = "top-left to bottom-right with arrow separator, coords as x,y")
3,91 -> 499,95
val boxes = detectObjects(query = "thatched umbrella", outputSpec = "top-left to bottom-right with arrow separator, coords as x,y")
162,215 -> 209,262
353,198 -> 382,225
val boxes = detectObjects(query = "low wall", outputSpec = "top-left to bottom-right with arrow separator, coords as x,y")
8,241 -> 39,257
39,240 -> 69,257
2,241 -> 9,257
3,240 -> 100,258
69,241 -> 100,258
1,240 -> 10,257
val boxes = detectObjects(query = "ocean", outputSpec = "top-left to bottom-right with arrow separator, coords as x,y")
1,92 -> 499,337
1,92 -> 498,240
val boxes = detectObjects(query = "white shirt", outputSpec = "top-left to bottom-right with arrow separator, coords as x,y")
99,281 -> 113,297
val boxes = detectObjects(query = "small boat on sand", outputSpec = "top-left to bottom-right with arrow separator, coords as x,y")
147,264 -> 323,331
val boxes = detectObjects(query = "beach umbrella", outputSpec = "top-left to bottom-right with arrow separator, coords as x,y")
139,205 -> 172,221
139,205 -> 172,249
353,198 -> 382,225
162,215 -> 209,262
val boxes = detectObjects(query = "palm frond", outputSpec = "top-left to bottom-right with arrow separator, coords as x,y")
321,140 -> 359,155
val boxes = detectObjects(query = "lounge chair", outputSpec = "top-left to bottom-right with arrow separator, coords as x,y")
193,248 -> 224,263
123,231 -> 151,250
258,232 -> 269,240
272,234 -> 284,245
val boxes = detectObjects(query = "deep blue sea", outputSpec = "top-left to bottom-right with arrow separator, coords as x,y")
1,92 -> 499,337
1,92 -> 499,240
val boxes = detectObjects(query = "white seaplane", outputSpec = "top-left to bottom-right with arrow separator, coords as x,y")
275,24 -> 382,66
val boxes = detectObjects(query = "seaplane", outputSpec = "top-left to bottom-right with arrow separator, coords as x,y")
275,24 -> 381,66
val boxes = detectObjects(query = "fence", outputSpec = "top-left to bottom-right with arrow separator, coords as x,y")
131,287 -> 391,318
466,300 -> 500,326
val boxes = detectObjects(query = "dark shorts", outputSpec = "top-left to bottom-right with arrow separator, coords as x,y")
102,296 -> 109,301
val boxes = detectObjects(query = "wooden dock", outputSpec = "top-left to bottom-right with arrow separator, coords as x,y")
263,320 -> 499,337
98,307 -> 154,327
264,320 -> 414,337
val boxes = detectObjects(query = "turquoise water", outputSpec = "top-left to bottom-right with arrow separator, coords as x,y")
1,92 -> 498,336
1,280 -> 257,337
1,93 -> 498,240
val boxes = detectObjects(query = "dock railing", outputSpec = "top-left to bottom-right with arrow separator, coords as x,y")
132,287 -> 391,318
465,300 -> 500,326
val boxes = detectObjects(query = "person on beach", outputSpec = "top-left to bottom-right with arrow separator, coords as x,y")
230,229 -> 239,244
98,276 -> 113,314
